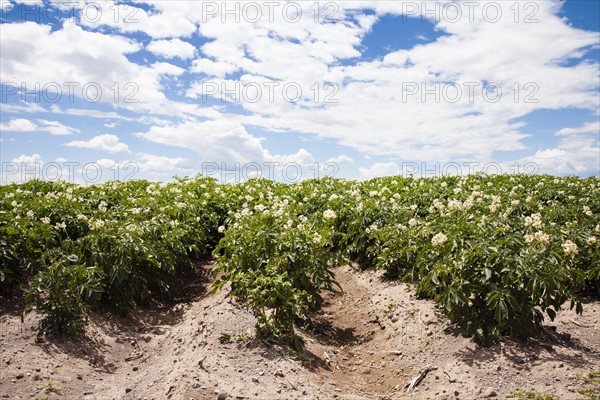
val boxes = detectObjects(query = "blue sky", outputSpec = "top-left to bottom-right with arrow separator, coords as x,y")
0,0 -> 598,183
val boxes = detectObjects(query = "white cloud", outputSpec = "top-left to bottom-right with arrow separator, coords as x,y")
555,121 -> 600,136
190,58 -> 239,77
326,154 -> 354,164
136,153 -> 195,177
147,38 -> 196,59
0,119 -> 37,132
0,118 -> 79,135
65,134 -> 130,153
12,153 -> 43,165
136,119 -> 317,168
358,162 -> 400,180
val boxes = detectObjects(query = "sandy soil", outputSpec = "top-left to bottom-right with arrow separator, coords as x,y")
1,264 -> 599,400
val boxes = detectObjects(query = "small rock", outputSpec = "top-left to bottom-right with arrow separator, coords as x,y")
133,366 -> 138,371
483,389 -> 497,398
15,373 -> 24,380
125,388 -> 132,393
454,390 -> 460,397
217,392 -> 227,400
251,377 -> 259,383
274,369 -> 285,377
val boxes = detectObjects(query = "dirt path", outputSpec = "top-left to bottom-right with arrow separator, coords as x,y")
1,264 -> 599,400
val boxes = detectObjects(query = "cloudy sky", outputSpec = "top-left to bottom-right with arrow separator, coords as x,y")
0,0 -> 598,183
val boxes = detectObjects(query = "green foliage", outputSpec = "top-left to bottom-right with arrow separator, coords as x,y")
1,174 -> 599,349
507,390 -> 560,400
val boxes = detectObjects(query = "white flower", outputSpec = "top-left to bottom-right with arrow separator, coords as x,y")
408,218 -> 418,227
312,233 -> 322,244
26,210 -> 34,218
329,194 -> 338,201
67,254 -> 79,262
323,209 -> 337,220
88,219 -> 105,230
11,200 -> 18,207
533,231 -> 550,245
562,240 -> 578,256
55,222 -> 66,230
524,213 -> 542,228
218,226 -> 225,233
524,234 -> 534,243
587,236 -> 596,244
453,187 -> 462,194
431,233 -> 447,247
409,204 -> 418,210
440,182 -> 447,188
40,217 -> 51,224
254,204 -> 266,212
176,202 -> 186,209
447,199 -> 462,211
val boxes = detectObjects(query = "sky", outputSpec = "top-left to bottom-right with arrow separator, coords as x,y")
0,0 -> 599,184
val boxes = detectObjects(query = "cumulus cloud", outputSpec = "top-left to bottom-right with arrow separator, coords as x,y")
0,118 -> 79,135
358,162 -> 400,180
136,119 -> 316,167
65,134 -> 130,153
326,154 -> 354,164
147,38 -> 196,59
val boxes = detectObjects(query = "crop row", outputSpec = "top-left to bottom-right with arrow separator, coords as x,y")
1,174 -> 598,346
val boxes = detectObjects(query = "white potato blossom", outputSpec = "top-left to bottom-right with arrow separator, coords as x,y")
587,236 -> 596,244
26,210 -> 34,218
431,233 -> 447,246
11,200 -> 18,207
41,217 -> 51,224
55,222 -> 66,230
312,233 -> 322,244
562,240 -> 578,256
524,213 -> 542,228
366,224 -> 378,234
329,194 -> 339,201
323,209 -> 337,220
447,199 -> 462,211
254,204 -> 266,212
88,219 -> 105,230
583,205 -> 593,216
408,218 -> 418,227
176,202 -> 186,209
533,231 -> 550,245
218,226 -> 225,233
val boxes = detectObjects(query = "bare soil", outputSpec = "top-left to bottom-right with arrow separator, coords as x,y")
1,264 -> 599,400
